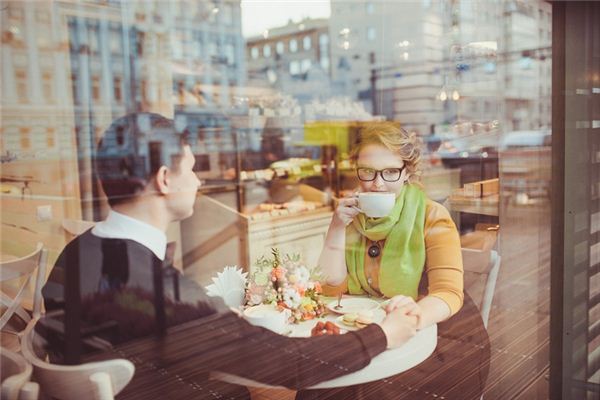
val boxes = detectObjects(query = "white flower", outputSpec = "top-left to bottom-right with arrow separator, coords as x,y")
283,287 -> 302,309
294,266 -> 310,285
249,293 -> 263,305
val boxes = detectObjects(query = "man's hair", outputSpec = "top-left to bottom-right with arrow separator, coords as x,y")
95,113 -> 189,206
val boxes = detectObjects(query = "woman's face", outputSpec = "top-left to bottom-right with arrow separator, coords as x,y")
356,144 -> 409,195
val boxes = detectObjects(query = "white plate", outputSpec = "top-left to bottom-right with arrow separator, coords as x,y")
326,297 -> 380,315
334,308 -> 386,331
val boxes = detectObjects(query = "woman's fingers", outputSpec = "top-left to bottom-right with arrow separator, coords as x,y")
385,295 -> 416,313
335,197 -> 360,225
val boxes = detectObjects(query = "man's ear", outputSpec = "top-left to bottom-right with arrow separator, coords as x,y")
154,165 -> 170,195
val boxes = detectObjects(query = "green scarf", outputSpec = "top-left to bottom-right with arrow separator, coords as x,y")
345,184 -> 427,299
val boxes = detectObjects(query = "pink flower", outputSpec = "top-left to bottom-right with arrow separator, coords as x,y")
314,282 -> 322,293
271,266 -> 286,281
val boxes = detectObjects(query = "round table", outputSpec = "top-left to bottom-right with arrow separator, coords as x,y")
214,296 -> 438,390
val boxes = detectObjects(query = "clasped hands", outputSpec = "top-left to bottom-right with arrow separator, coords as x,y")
378,295 -> 422,348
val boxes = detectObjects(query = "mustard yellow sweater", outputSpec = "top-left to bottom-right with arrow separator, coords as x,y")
322,199 -> 464,316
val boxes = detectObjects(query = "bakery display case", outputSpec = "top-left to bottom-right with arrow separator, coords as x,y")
178,108 -> 341,283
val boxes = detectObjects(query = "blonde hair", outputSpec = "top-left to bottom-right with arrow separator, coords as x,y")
349,122 -> 422,184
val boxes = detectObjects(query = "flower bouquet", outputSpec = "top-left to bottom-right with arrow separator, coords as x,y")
245,249 -> 326,323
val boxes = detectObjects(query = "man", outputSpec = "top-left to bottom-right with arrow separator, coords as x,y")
41,113 -> 417,398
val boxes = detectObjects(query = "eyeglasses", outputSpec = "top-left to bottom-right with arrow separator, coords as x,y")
356,167 -> 404,182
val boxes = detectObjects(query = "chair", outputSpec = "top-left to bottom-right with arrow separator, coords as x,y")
1,349 -> 39,400
20,318 -> 135,400
0,243 -> 48,330
462,249 -> 501,329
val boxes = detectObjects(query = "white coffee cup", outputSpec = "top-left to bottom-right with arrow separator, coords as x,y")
243,304 -> 288,333
357,192 -> 396,218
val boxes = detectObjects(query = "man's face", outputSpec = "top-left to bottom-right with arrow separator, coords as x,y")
166,145 -> 201,221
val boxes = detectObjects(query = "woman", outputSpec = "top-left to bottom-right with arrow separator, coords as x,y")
319,122 -> 463,329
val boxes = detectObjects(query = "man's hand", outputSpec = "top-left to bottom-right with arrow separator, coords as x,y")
378,308 -> 418,349
385,295 -> 422,328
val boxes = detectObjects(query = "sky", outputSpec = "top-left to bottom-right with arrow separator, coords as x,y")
241,0 -> 331,38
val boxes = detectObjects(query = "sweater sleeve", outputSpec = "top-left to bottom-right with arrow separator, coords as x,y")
139,310 -> 387,389
423,200 -> 464,316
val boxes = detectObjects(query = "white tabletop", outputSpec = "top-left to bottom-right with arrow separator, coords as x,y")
213,298 -> 438,389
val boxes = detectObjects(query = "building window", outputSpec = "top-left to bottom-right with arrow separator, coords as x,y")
301,59 -> 312,73
8,5 -> 24,20
15,70 -> 27,103
320,56 -> 330,71
276,41 -> 284,54
367,27 -> 376,41
222,4 -> 233,25
136,31 -> 145,56
20,128 -> 30,150
46,128 -> 55,148
289,39 -> 298,53
303,36 -> 311,50
319,34 -> 329,47
114,76 -> 122,102
366,2 -> 374,14
225,44 -> 235,65
42,71 -> 53,103
110,29 -> 122,53
289,60 -> 300,75
89,26 -> 99,54
92,76 -> 101,101
71,73 -> 79,104
251,47 -> 259,59
263,44 -> 271,57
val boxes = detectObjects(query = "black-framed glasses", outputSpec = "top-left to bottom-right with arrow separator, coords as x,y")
356,167 -> 404,182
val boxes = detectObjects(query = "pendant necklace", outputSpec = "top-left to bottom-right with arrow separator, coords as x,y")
368,240 -> 383,258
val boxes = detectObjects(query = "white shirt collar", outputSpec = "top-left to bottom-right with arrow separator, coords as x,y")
91,210 -> 167,261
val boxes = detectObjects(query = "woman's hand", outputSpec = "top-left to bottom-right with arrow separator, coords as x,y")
385,295 -> 422,328
333,194 -> 361,226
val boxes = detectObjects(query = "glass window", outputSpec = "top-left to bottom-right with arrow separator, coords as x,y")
42,71 -> 53,103
113,76 -> 122,102
110,29 -> 122,53
300,59 -> 311,72
276,41 -> 285,54
222,4 -> 233,25
289,39 -> 298,52
225,44 -> 235,65
15,69 -> 27,103
0,3 -> 563,398
289,60 -> 300,75
303,36 -> 311,50
367,27 -> 376,41
319,34 -> 329,47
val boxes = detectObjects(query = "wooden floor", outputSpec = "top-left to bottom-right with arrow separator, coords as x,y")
482,201 -> 551,400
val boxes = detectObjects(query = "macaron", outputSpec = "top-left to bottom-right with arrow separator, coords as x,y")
342,313 -> 358,326
355,310 -> 374,327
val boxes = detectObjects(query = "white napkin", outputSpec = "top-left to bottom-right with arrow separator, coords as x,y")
205,266 -> 248,308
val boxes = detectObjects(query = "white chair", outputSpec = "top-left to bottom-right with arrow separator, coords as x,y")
20,318 -> 135,400
1,348 -> 39,400
0,243 -> 48,330
462,248 -> 501,329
